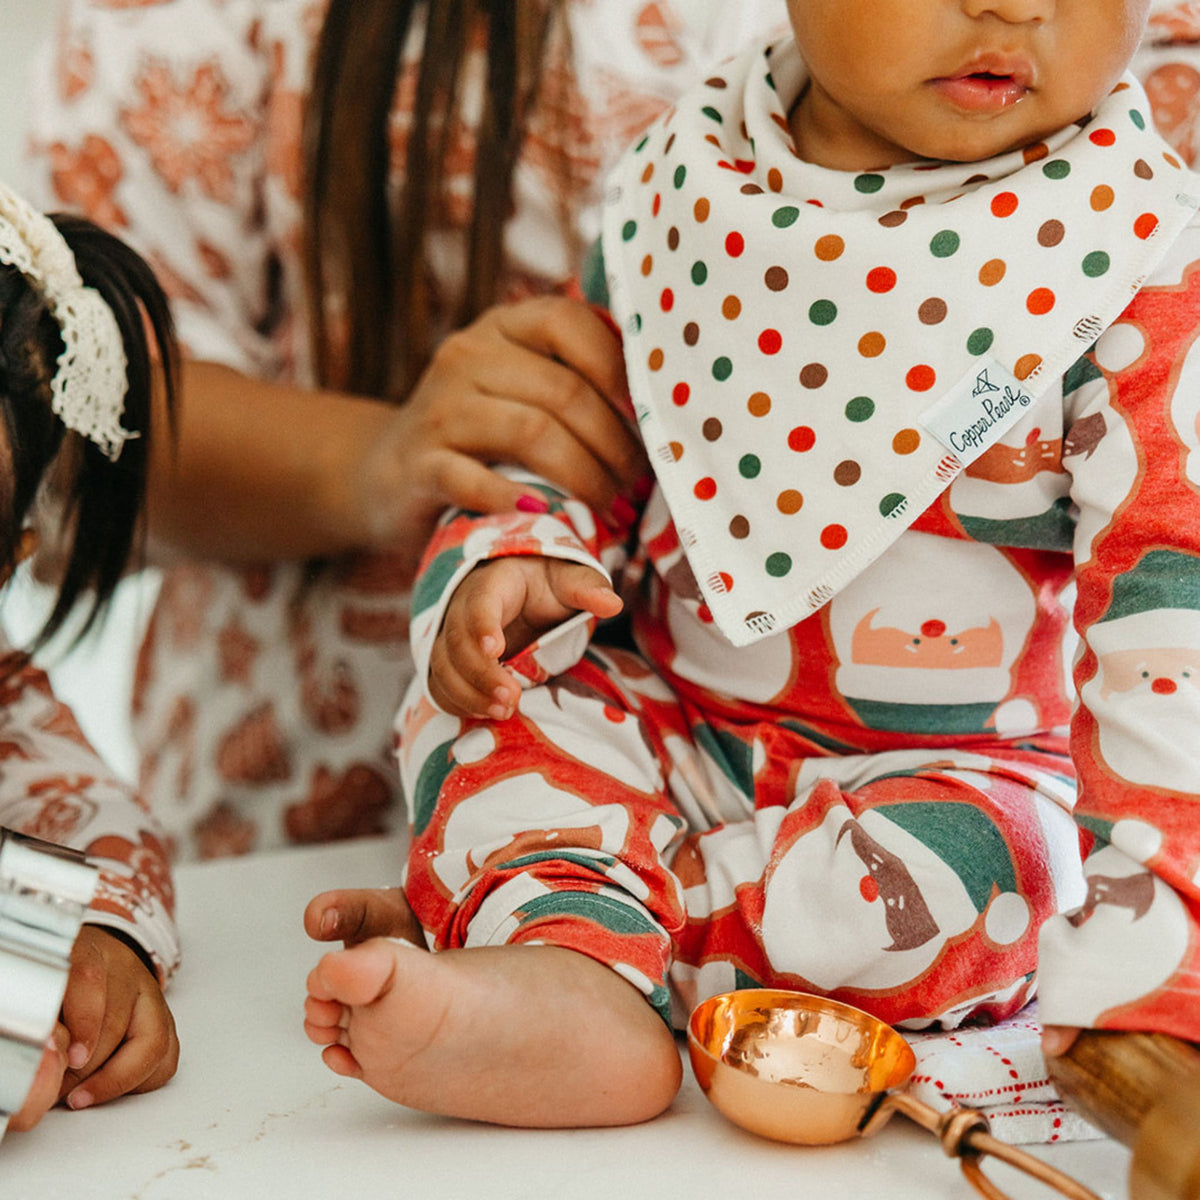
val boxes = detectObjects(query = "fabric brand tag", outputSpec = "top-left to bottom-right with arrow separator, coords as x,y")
919,359 -> 1036,468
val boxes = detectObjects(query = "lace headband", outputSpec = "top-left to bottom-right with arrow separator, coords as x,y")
0,182 -> 132,461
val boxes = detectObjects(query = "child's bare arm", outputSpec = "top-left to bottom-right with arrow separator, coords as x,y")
429,557 -> 622,720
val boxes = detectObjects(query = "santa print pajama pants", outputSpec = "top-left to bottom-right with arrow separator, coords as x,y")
399,645 -> 1087,1031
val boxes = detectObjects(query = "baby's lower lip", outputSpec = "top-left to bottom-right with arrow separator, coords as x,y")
930,74 -> 1028,112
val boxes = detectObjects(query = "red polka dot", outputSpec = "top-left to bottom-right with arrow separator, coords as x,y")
694,477 -> 717,500
906,364 -> 937,392
991,191 -> 1019,217
1027,287 -> 1056,315
758,328 -> 783,355
821,524 -> 848,549
697,604 -> 714,624
859,875 -> 879,902
1134,212 -> 1159,239
660,288 -> 674,312
652,193 -> 662,217
672,382 -> 690,406
717,571 -> 734,592
788,425 -> 816,452
866,266 -> 897,293
602,706 -> 626,723
725,231 -> 745,257
1090,128 -> 1116,146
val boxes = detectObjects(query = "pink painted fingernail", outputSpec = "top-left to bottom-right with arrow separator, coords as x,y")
516,493 -> 550,514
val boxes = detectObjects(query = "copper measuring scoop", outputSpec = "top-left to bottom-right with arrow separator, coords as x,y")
688,989 -> 1102,1200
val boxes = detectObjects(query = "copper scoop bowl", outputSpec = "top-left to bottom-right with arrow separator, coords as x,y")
687,989 -> 1102,1200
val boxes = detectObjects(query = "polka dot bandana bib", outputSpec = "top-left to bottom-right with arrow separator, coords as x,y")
602,38 -> 1200,647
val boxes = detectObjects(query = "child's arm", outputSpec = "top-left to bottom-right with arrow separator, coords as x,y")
429,556 -> 623,719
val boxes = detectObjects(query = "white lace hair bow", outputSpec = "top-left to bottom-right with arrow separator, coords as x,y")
0,182 -> 132,461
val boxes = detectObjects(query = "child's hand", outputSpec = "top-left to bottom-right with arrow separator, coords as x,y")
55,926 -> 178,1113
429,556 -> 622,719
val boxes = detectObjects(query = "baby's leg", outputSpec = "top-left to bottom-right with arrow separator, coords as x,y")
305,939 -> 680,1127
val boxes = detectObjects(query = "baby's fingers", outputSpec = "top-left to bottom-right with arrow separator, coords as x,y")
64,991 -> 178,1111
546,562 -> 623,619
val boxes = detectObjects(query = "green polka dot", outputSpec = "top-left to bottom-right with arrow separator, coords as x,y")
808,299 -> 838,326
966,327 -> 994,355
739,454 -> 762,478
1043,159 -> 1071,180
1130,109 -> 1146,130
765,72 -> 776,92
766,552 -> 792,577
702,106 -> 723,123
930,230 -> 960,257
629,313 -> 642,333
845,396 -> 875,422
712,356 -> 733,381
1082,250 -> 1111,277
691,261 -> 708,285
674,164 -> 687,189
621,220 -> 637,242
879,492 -> 906,517
634,134 -> 649,153
855,174 -> 885,194
772,206 -> 800,228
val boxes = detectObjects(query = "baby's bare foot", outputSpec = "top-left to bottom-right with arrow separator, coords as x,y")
304,939 -> 680,1127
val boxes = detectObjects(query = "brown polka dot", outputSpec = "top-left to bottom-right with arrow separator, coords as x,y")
694,197 -> 711,222
640,254 -> 654,276
893,428 -> 921,455
667,226 -> 680,250
919,297 -> 948,325
664,133 -> 676,154
741,183 -> 764,195
858,331 -> 886,358
979,258 -> 1007,287
669,441 -> 684,461
1038,219 -> 1065,247
683,321 -> 700,345
834,460 -> 861,486
722,295 -> 742,320
879,210 -> 908,227
777,489 -> 804,514
963,173 -> 989,186
1090,185 -> 1114,211
1023,142 -> 1050,164
800,363 -> 828,389
767,167 -> 784,192
702,417 -> 723,441
706,76 -> 728,89
900,195 -> 926,209
704,134 -> 721,147
648,348 -> 664,371
814,234 -> 845,261
729,515 -> 750,539
1134,158 -> 1154,179
1014,353 -> 1043,380
641,162 -> 655,183
747,392 -> 772,417
765,265 -> 789,291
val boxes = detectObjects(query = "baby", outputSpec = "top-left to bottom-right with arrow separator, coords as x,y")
307,0 -> 1200,1128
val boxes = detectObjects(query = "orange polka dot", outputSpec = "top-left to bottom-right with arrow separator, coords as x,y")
722,295 -> 743,319
979,259 -> 1008,288
669,441 -> 684,460
1134,212 -> 1159,239
906,364 -> 936,391
1014,354 -> 1042,380
1090,185 -> 1114,212
747,391 -> 772,417
814,235 -> 845,261
1026,287 -> 1055,315
893,428 -> 921,454
1023,142 -> 1049,164
1165,151 -> 1182,169
694,197 -> 711,222
767,167 -> 783,192
648,348 -> 664,370
694,477 -> 717,500
858,331 -> 887,357
641,254 -> 654,276
777,489 -> 804,514
641,163 -> 655,183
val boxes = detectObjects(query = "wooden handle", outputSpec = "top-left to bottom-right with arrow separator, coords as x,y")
1047,1030 -> 1200,1200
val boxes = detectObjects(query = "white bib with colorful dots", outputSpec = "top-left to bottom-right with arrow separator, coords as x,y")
601,38 -> 1200,647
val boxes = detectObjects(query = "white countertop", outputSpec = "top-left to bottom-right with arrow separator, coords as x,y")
0,835 -> 1132,1200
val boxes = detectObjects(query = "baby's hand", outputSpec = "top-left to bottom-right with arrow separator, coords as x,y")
56,926 -> 178,1113
429,556 -> 622,719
